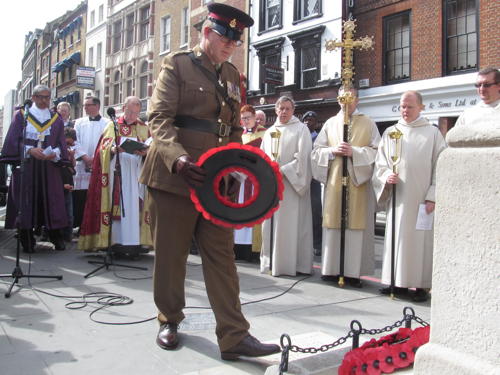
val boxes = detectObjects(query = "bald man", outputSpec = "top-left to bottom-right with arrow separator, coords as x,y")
372,91 -> 446,302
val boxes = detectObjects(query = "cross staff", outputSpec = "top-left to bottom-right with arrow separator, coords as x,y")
325,19 -> 373,287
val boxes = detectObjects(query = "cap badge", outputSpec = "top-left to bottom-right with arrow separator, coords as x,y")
229,18 -> 237,28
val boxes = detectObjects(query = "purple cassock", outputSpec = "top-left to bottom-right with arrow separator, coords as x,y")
1,109 -> 69,230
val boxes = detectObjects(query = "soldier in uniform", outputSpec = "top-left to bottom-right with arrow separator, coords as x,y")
140,3 -> 280,360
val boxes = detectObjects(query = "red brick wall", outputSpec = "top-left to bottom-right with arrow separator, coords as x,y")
479,0 -> 500,69
353,0 -> 499,88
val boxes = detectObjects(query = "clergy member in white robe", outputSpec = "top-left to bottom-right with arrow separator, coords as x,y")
454,67 -> 500,130
311,88 -> 380,287
260,96 -> 313,276
73,96 -> 108,228
372,91 -> 446,302
79,96 -> 152,252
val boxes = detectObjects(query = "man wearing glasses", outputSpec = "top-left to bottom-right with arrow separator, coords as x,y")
455,67 -> 499,128
73,96 -> 108,233
140,3 -> 280,360
1,85 -> 69,252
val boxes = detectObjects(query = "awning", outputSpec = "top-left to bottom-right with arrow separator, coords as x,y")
52,52 -> 81,73
53,90 -> 80,105
57,16 -> 83,39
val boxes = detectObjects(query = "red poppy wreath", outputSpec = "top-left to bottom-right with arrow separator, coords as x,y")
189,143 -> 284,229
339,326 -> 430,375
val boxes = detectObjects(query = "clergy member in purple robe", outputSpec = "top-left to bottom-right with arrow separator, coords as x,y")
1,85 -> 69,252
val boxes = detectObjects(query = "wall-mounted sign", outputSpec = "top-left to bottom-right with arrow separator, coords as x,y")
263,64 -> 284,86
76,66 -> 95,90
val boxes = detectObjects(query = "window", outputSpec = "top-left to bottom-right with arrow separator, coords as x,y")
139,61 -> 148,99
181,7 -> 189,46
90,10 -> 95,28
383,11 -> 411,83
112,20 -> 122,53
254,37 -> 285,94
88,46 -> 94,66
293,0 -> 321,22
259,0 -> 282,33
77,27 -> 81,41
289,26 -> 324,89
139,6 -> 150,42
161,16 -> 171,53
126,66 -> 134,97
113,70 -> 121,104
68,65 -> 73,80
70,33 -> 74,46
98,5 -> 104,23
61,69 -> 66,83
96,42 -> 102,69
444,0 -> 477,74
125,13 -> 135,48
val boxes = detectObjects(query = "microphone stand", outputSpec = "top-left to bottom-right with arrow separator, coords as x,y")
85,112 -> 147,278
1,103 -> 63,298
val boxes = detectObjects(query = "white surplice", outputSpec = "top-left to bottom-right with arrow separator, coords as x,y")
454,99 -> 500,129
260,116 -> 313,276
372,116 -> 446,288
109,136 -> 145,246
311,110 -> 381,278
73,116 -> 108,190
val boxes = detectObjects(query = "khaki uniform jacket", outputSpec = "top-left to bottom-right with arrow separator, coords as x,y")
140,45 -> 243,197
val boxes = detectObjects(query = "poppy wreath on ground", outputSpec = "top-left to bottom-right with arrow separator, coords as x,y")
339,325 -> 430,375
189,143 -> 284,229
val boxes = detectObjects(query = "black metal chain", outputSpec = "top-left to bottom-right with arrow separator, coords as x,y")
278,307 -> 429,375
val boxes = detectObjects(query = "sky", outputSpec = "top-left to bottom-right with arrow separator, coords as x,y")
0,0 -> 84,106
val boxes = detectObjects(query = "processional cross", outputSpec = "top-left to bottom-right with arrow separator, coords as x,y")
325,19 -> 373,287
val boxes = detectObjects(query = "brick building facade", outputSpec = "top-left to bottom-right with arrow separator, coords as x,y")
352,0 -> 499,135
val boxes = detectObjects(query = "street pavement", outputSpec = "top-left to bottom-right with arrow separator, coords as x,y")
0,230 -> 430,375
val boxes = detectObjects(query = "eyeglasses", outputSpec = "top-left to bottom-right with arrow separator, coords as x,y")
241,116 -> 254,121
474,82 -> 497,88
211,29 -> 243,47
35,94 -> 50,99
84,103 -> 97,107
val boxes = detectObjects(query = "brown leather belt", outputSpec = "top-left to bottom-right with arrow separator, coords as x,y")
175,115 -> 232,137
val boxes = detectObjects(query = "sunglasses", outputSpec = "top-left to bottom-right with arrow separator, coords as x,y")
474,82 -> 497,88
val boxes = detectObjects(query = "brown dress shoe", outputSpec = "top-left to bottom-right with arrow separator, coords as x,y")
156,323 -> 179,350
221,335 -> 281,360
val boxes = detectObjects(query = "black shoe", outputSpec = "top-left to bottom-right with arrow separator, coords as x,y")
52,239 -> 66,251
380,286 -> 408,295
321,275 -> 339,282
156,323 -> 179,350
346,277 -> 363,288
221,335 -> 280,360
412,288 -> 430,302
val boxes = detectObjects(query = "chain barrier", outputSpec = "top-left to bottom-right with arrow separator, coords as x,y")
278,306 -> 429,375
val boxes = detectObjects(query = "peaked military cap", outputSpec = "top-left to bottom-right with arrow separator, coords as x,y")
302,111 -> 318,120
207,3 -> 254,42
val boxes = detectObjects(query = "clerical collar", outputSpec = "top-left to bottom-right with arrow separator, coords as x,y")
89,115 -> 102,121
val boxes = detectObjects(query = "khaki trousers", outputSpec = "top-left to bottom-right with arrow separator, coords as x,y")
148,187 -> 250,351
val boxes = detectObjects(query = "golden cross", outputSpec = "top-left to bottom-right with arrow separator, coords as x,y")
325,19 -> 373,108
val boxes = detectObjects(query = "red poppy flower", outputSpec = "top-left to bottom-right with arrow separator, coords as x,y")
393,342 -> 413,368
395,328 -> 412,340
377,344 -> 396,373
408,326 -> 430,350
361,338 -> 377,350
365,348 -> 382,375
340,351 -> 362,375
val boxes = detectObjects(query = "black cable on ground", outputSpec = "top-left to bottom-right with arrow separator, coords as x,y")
2,264 -> 312,326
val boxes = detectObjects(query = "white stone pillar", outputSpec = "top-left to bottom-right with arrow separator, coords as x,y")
413,124 -> 500,375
